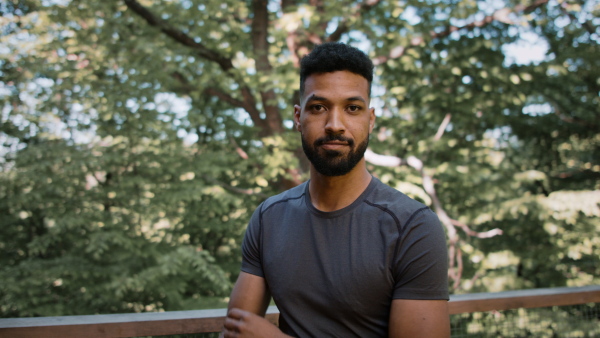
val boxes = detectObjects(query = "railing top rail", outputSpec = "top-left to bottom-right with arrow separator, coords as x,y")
449,284 -> 600,302
448,284 -> 600,314
0,306 -> 280,328
1,285 -> 598,338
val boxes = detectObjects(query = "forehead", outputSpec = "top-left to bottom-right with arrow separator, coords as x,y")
302,71 -> 370,102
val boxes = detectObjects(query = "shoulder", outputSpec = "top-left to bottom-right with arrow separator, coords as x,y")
259,181 -> 307,214
363,177 -> 438,228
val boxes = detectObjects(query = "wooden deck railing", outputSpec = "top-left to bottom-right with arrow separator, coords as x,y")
1,285 -> 599,338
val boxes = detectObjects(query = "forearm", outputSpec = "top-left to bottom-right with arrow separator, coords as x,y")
223,308 -> 291,338
222,272 -> 289,337
227,272 -> 271,315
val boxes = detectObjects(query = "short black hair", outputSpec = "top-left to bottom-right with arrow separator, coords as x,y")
299,42 -> 374,97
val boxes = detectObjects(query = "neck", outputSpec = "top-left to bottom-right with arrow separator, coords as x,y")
308,160 -> 372,212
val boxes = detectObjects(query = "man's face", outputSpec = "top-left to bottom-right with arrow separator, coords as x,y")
294,71 -> 375,177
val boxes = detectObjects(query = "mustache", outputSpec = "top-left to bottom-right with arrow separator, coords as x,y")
314,134 -> 355,147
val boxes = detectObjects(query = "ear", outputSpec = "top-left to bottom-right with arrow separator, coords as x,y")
368,107 -> 376,133
294,104 -> 302,132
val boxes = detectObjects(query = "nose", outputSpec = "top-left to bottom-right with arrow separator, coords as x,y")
325,108 -> 345,134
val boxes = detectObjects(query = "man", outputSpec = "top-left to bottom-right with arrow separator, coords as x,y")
222,43 -> 450,337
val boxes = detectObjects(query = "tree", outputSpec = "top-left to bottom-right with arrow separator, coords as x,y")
1,0 -> 598,317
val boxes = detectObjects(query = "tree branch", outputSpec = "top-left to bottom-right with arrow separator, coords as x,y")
560,1 -> 597,35
204,88 -> 246,109
285,31 -> 302,68
230,138 -> 249,160
281,0 -> 380,67
547,97 -> 598,129
251,0 -> 272,73
373,0 -> 549,65
123,0 -> 234,72
326,0 -> 382,42
169,71 -> 196,94
364,148 -> 504,290
251,0 -> 284,134
450,219 -> 503,238
434,113 -> 452,141
202,175 -> 268,198
364,149 -> 503,239
205,87 -> 267,131
125,0 -> 277,135
279,0 -> 301,67
364,149 -> 406,167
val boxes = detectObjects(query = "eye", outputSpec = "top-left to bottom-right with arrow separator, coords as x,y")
347,105 -> 362,113
309,104 -> 326,112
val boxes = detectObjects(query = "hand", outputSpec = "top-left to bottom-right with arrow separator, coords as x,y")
222,308 -> 288,338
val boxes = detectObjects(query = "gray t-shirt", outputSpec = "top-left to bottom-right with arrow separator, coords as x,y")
242,177 -> 449,337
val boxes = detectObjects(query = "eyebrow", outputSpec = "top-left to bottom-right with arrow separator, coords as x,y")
346,96 -> 367,104
305,94 -> 367,104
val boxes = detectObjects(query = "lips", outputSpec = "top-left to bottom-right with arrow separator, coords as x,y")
321,141 -> 349,150
315,136 -> 354,148
323,141 -> 348,145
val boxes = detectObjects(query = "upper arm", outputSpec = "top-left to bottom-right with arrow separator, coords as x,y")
389,209 -> 450,336
393,208 -> 449,299
389,299 -> 450,337
227,271 -> 271,316
229,202 -> 270,315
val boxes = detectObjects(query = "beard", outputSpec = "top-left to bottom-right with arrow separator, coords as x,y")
301,133 -> 369,177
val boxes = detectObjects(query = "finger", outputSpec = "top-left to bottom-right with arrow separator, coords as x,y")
223,317 -> 240,332
222,329 -> 238,338
227,307 -> 249,320
222,327 -> 237,338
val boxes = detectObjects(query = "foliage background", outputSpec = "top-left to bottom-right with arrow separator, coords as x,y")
1,0 -> 598,317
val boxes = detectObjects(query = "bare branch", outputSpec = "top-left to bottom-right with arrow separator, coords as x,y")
365,148 -> 504,290
230,138 -> 249,160
547,100 -> 599,129
372,37 -> 423,65
204,88 -> 245,109
286,31 -> 301,68
284,167 -> 304,187
434,113 -> 452,141
326,0 -> 382,42
124,0 -> 275,135
374,0 -> 549,65
279,0 -> 301,66
202,175 -> 268,198
364,150 -> 504,240
203,88 -> 266,131
435,0 -> 549,39
454,246 -> 463,290
306,32 -> 323,45
123,0 -> 234,72
450,219 -> 503,239
364,149 -> 405,166
448,241 -> 457,282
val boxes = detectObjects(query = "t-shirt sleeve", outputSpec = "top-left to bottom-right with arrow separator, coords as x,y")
392,207 -> 449,300
241,203 -> 265,277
